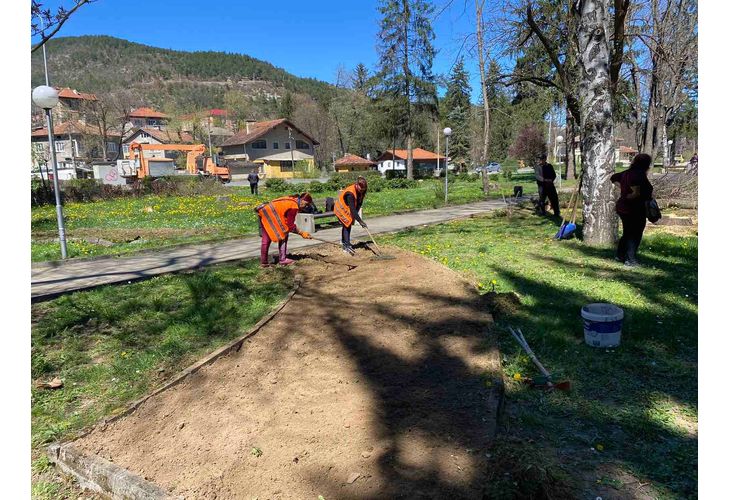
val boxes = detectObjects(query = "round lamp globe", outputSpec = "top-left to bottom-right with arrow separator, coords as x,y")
32,86 -> 59,110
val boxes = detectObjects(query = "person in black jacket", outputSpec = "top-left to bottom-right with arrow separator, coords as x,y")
247,170 -> 260,195
611,153 -> 654,267
537,154 -> 560,217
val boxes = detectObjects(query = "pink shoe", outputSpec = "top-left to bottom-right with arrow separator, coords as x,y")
278,258 -> 295,266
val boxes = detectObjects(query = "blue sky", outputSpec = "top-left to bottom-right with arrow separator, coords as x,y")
33,0 -> 494,96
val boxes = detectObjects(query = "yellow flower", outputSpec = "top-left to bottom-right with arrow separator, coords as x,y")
595,443 -> 604,451
491,279 -> 497,285
513,373 -> 522,381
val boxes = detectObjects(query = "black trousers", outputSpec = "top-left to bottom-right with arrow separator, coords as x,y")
250,183 -> 258,195
617,213 -> 647,263
539,182 -> 561,216
341,224 -> 352,247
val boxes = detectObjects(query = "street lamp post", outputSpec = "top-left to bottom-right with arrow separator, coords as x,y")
555,135 -> 564,189
443,127 -> 452,204
33,85 -> 68,259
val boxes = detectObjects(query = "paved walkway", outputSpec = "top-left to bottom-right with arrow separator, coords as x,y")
31,199 -> 511,300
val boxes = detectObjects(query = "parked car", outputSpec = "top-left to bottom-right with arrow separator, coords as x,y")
476,162 -> 501,173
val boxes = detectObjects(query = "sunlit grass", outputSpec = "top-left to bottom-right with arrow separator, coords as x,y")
384,208 -> 697,498
31,174 -> 567,262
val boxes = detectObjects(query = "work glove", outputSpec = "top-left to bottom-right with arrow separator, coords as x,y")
359,220 -> 368,229
300,231 -> 312,239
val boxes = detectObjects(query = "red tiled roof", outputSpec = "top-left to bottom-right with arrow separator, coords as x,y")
619,145 -> 639,153
376,148 -> 446,161
129,107 -> 168,119
209,109 -> 228,116
125,127 -> 194,144
221,119 -> 320,147
335,154 -> 376,166
56,87 -> 97,101
31,120 -> 121,137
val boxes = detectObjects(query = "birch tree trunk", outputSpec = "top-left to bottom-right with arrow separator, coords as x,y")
475,0 -> 490,194
575,0 -> 618,246
565,106 -> 576,179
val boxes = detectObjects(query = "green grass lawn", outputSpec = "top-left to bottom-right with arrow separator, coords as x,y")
31,174 -> 563,262
382,208 -> 697,499
31,261 -> 294,498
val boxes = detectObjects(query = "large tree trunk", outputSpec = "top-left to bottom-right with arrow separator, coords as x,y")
575,0 -> 618,246
565,106 -> 576,179
475,0 -> 490,195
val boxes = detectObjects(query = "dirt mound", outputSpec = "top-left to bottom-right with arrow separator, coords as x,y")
75,244 -> 501,499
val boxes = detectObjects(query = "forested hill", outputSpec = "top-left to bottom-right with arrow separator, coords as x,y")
30,35 -> 337,110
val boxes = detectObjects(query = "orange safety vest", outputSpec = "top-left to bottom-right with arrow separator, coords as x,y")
256,196 -> 300,242
334,184 -> 359,227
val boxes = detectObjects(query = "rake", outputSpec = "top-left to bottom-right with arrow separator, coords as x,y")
363,226 -> 396,260
508,326 -> 570,391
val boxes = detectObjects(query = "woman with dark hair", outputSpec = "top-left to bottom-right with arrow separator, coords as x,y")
611,153 -> 654,267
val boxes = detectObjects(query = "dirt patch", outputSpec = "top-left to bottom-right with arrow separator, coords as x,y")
73,245 -> 501,499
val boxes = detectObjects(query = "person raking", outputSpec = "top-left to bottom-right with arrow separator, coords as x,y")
334,177 -> 368,255
536,153 -> 560,217
255,193 -> 313,267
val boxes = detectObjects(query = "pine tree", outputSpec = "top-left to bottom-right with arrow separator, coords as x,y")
375,0 -> 437,179
279,92 -> 295,120
442,59 -> 471,170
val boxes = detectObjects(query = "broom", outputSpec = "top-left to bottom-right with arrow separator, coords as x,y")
555,173 -> 583,240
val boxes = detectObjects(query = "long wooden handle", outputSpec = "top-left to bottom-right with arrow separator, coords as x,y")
364,227 -> 383,254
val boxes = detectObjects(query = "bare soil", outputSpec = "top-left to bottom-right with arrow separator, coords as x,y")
75,244 -> 501,499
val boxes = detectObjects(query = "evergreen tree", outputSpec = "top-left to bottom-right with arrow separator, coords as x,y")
442,58 -> 471,170
279,91 -> 295,119
375,0 -> 437,179
485,61 -> 512,162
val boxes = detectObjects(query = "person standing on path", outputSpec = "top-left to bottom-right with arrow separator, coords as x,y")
334,177 -> 368,255
247,170 -> 260,195
611,153 -> 654,267
255,193 -> 313,267
537,154 -> 560,217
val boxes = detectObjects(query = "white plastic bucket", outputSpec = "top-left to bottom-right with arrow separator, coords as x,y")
581,303 -> 624,348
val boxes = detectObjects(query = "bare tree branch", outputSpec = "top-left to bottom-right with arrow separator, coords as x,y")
31,0 -> 94,53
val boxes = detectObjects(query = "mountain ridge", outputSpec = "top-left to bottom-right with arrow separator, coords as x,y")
30,35 -> 337,111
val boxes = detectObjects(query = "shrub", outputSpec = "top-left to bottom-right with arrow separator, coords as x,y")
431,180 -> 445,205
62,178 -> 103,202
501,165 -> 515,181
306,180 -> 328,193
31,179 -> 55,206
385,170 -> 407,180
456,172 -> 480,182
366,176 -> 386,192
386,178 -> 417,189
264,178 -> 288,192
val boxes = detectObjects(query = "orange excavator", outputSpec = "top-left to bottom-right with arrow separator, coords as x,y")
128,142 -> 230,182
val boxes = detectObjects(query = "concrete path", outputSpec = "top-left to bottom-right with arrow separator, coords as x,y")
31,199 -> 510,300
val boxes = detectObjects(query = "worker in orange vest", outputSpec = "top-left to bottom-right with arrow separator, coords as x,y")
334,177 -> 368,255
255,193 -> 313,267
